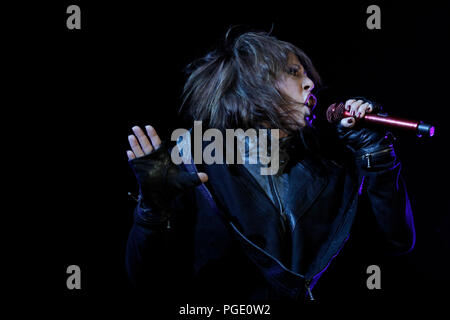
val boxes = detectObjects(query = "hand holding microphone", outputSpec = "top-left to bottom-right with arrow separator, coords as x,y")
327,98 -> 435,137
327,97 -> 435,169
332,98 -> 399,170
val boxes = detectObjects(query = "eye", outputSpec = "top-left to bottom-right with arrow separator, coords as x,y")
287,67 -> 299,76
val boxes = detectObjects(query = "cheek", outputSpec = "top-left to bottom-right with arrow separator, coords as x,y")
281,79 -> 303,100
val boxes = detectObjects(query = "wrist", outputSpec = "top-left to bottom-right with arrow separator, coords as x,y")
134,198 -> 171,228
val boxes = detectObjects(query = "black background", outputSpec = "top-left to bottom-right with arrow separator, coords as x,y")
9,0 -> 450,317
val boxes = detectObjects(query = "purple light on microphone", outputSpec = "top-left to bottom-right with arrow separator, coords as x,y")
429,126 -> 435,137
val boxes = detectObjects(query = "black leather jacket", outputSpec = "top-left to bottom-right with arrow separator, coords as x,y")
125,127 -> 415,301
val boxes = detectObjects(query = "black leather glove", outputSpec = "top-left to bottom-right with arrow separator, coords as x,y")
337,97 -> 397,171
128,142 -> 203,216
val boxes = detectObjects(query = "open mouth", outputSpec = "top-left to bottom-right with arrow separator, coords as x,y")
304,94 -> 317,124
305,93 -> 317,109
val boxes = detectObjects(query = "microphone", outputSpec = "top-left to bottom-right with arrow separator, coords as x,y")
326,102 -> 435,137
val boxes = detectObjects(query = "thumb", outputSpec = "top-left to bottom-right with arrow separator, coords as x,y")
340,116 -> 356,128
197,172 -> 208,183
184,172 -> 208,188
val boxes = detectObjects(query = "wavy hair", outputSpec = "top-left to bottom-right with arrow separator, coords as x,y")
180,30 -> 321,135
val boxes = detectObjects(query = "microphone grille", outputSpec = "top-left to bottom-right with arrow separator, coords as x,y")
326,103 -> 345,123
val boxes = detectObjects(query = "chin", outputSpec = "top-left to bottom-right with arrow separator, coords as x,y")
295,114 -> 308,126
286,119 -> 307,132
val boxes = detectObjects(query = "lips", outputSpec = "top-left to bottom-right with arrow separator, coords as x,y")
305,93 -> 317,109
304,93 -> 317,124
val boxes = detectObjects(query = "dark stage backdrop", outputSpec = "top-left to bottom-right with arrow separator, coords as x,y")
9,0 -> 450,317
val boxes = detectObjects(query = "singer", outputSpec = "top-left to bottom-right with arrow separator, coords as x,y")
125,30 -> 415,301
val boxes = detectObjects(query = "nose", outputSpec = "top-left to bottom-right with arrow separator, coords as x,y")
302,76 -> 314,92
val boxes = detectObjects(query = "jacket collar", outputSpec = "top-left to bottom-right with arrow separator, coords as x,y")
237,130 -> 307,177
177,131 -> 325,253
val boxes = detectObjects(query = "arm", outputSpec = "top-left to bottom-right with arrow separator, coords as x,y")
359,155 -> 415,254
338,98 -> 416,255
125,190 -> 197,295
125,125 -> 207,294
125,200 -> 170,289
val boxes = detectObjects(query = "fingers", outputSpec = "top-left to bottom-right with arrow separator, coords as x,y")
197,172 -> 208,183
340,117 -> 356,128
145,125 -> 162,150
179,171 -> 209,189
344,99 -> 374,121
345,99 -> 362,115
126,150 -> 136,160
344,99 -> 356,111
132,126 -> 154,154
128,134 -> 145,158
355,102 -> 372,118
127,125 -> 162,159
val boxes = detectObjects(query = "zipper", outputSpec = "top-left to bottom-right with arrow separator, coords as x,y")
305,280 -> 315,300
128,192 -> 139,203
305,233 -> 352,301
268,175 -> 287,224
238,165 -> 286,218
303,190 -> 357,301
361,147 -> 392,169
270,173 -> 318,301
238,163 -> 330,301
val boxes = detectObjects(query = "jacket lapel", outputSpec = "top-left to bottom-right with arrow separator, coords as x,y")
285,160 -> 328,230
177,130 -> 328,268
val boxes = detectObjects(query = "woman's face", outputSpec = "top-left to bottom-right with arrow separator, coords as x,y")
276,52 -> 316,131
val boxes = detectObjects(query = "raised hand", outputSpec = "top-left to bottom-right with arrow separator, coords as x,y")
127,125 -> 208,213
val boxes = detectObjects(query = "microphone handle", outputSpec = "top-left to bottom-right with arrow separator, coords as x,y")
342,110 -> 435,137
